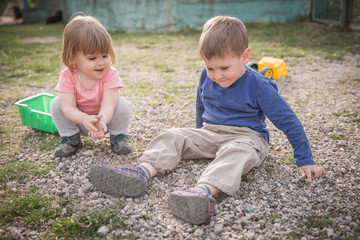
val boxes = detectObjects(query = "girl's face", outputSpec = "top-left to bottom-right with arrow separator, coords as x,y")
73,52 -> 111,81
203,48 -> 250,88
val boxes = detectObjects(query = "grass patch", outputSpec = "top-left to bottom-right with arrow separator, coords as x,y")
264,164 -> 274,173
247,21 -> 359,60
0,189 -> 62,227
304,215 -> 333,229
281,153 -> 294,163
22,130 -> 59,152
49,202 -> 127,239
330,133 -> 345,140
334,111 -> 352,117
0,158 -> 55,186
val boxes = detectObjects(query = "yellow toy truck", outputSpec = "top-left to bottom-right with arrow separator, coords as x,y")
248,57 -> 287,79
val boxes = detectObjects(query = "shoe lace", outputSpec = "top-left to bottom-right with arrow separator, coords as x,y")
111,134 -> 132,147
55,136 -> 78,147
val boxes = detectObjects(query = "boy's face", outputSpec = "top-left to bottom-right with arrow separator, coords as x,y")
203,48 -> 250,88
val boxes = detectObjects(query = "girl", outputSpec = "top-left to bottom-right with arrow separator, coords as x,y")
50,14 -> 131,157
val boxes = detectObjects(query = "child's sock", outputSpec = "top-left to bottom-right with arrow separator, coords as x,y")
137,165 -> 151,182
196,184 -> 212,195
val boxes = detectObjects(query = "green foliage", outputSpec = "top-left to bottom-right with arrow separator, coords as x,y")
304,215 -> 333,229
0,189 -> 61,227
0,160 -> 45,185
50,202 -> 127,239
281,154 -> 294,163
264,164 -> 274,173
330,133 -> 345,140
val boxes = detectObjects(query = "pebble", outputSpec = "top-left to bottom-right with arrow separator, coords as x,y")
97,225 -> 109,236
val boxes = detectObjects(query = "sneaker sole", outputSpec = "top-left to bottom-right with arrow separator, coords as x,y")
168,193 -> 210,225
89,165 -> 146,197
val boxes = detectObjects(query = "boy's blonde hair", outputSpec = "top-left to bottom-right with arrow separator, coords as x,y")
62,14 -> 116,68
199,16 -> 248,60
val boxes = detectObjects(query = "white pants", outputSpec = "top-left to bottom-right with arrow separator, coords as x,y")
50,96 -> 131,137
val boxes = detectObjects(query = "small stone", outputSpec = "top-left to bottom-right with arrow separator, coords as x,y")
6,181 -> 17,189
327,228 -> 334,238
214,224 -> 223,234
97,225 -> 109,237
7,227 -> 22,240
193,229 -> 204,236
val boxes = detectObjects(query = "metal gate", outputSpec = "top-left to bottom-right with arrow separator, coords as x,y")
312,0 -> 359,27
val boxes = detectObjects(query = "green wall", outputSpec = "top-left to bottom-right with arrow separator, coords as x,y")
26,0 -> 312,32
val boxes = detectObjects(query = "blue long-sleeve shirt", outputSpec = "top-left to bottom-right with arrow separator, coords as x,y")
196,66 -> 314,167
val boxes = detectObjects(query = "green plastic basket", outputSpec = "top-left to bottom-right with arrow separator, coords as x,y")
15,93 -> 58,133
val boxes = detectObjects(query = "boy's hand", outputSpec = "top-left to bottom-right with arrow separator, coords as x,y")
298,165 -> 326,182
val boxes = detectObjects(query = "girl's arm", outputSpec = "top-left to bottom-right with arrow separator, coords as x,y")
87,88 -> 118,140
98,88 -> 119,125
59,92 -> 99,132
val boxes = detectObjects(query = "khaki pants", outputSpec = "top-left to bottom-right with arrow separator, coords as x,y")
140,123 -> 268,196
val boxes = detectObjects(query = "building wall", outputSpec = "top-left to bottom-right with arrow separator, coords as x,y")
26,0 -> 312,32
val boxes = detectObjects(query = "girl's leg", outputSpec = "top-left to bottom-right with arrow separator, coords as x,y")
50,97 -> 82,157
107,96 -> 131,135
50,96 -> 80,137
107,96 -> 132,155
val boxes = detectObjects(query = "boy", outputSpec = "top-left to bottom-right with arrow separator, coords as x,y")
89,16 -> 326,225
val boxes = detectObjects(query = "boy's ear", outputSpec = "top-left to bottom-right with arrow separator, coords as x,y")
242,48 -> 251,64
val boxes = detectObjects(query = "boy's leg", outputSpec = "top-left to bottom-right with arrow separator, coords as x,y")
89,128 -> 219,197
89,163 -> 150,197
50,97 -> 82,157
168,184 -> 216,225
168,125 -> 268,224
107,96 -> 132,155
198,127 -> 268,196
139,128 -> 218,171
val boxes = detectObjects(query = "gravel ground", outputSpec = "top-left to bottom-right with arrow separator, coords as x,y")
3,54 -> 360,239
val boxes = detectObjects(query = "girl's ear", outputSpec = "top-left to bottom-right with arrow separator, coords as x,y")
242,48 -> 251,64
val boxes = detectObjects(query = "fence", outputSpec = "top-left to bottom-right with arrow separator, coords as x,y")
312,0 -> 360,27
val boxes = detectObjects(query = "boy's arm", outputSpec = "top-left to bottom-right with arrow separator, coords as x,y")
59,92 -> 98,132
195,86 -> 205,128
258,81 -> 325,180
195,69 -> 206,128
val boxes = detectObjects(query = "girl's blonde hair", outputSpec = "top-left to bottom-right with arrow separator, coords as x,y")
62,14 -> 116,68
199,16 -> 248,60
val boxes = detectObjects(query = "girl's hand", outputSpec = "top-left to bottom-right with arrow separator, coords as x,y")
298,165 -> 326,182
88,115 -> 107,140
82,115 -> 101,132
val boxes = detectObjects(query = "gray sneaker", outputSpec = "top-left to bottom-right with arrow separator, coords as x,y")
110,134 -> 132,155
54,133 -> 82,157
